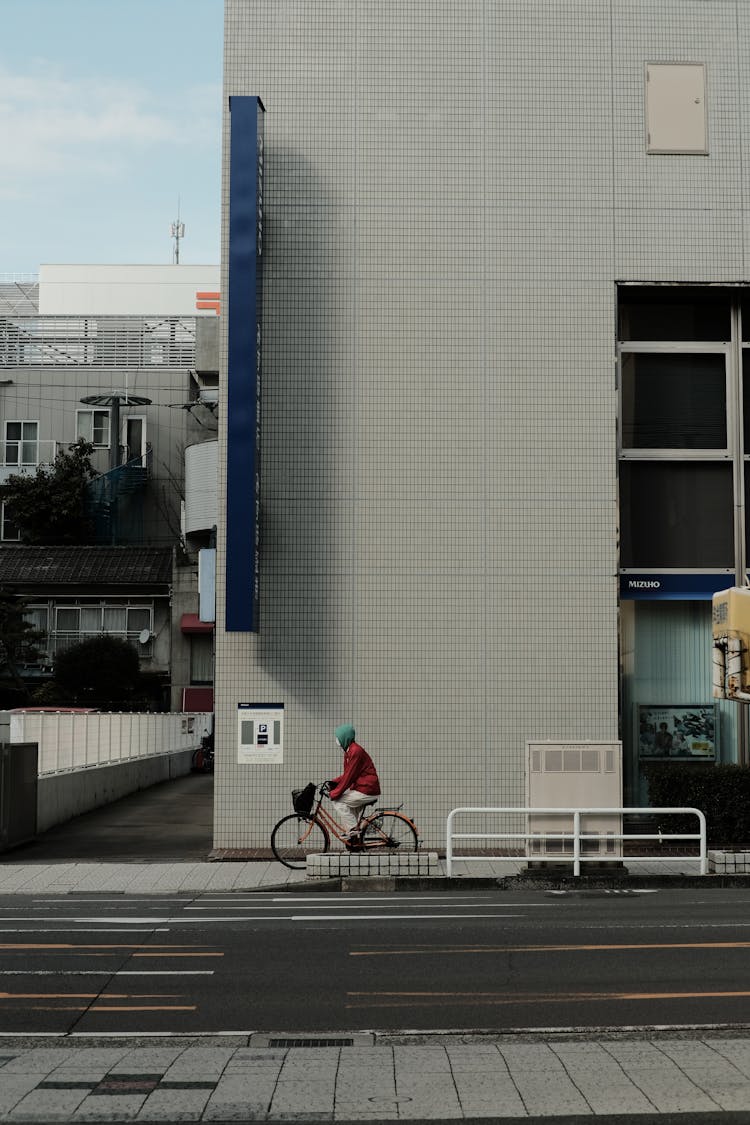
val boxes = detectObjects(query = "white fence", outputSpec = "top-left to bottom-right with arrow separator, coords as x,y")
7,710 -> 212,776
446,806 -> 708,877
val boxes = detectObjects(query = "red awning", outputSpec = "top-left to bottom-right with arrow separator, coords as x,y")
183,687 -> 214,712
180,613 -> 214,635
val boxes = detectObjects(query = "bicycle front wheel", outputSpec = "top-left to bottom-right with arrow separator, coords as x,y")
271,814 -> 329,869
361,812 -> 418,852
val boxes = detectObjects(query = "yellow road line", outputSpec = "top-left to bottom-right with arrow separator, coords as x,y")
347,988 -> 750,1008
350,941 -> 750,956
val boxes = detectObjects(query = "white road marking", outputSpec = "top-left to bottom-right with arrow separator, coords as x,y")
0,917 -> 180,925
0,909 -> 528,927
30,898 -> 191,904
183,901 -> 547,910
0,969 -> 213,976
546,889 -> 659,896
271,895 -> 538,903
0,927 -> 170,933
114,970 -> 214,975
186,894 -> 533,904
0,912 -> 529,924
291,913 -> 525,922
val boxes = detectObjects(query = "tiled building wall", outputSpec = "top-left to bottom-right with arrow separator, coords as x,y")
215,0 -> 747,849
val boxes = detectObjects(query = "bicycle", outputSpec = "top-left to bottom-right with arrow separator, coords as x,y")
270,783 -> 420,869
191,736 -> 214,774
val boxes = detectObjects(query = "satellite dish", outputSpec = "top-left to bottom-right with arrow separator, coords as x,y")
138,629 -> 151,645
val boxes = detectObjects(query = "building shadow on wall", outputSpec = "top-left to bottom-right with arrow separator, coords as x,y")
256,149 -> 354,702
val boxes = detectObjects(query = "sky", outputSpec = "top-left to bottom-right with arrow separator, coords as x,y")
0,0 -> 223,276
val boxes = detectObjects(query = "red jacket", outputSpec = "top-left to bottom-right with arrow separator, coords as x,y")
329,742 -> 380,800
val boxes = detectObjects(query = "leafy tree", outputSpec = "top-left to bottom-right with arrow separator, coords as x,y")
29,680 -> 67,707
53,635 -> 142,706
0,594 -> 42,706
0,440 -> 96,544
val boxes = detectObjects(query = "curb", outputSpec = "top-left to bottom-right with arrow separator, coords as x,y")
248,872 -> 750,893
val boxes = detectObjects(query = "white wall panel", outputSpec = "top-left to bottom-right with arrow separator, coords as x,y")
215,0 -> 747,849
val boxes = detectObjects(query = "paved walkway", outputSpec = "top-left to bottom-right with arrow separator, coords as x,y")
0,1033 -> 749,1120
0,855 -> 707,894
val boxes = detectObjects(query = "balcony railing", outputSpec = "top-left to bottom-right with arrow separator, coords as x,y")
24,631 -> 154,665
0,315 -> 196,368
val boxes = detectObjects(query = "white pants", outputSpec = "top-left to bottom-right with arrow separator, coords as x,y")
331,789 -> 374,833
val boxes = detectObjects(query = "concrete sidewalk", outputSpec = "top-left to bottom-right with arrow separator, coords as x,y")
0,855 -> 710,895
2,769 -> 730,891
0,1033 -> 749,1120
0,773 -> 721,893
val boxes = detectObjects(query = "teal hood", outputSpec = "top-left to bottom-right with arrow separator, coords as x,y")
335,724 -> 355,750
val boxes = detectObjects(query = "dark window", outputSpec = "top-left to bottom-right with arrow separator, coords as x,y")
621,353 -> 727,449
620,462 -> 733,568
740,294 -> 750,342
619,287 -> 730,342
741,350 -> 750,451
1,503 -> 20,542
743,463 -> 750,561
190,634 -> 214,684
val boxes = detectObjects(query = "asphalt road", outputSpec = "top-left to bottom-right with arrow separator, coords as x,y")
0,886 -> 750,1036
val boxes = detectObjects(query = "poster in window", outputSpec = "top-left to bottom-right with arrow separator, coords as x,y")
637,704 -> 716,760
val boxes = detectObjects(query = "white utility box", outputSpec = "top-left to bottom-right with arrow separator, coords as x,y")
526,740 -> 623,859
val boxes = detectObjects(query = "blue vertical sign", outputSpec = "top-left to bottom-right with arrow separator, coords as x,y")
226,96 -> 265,631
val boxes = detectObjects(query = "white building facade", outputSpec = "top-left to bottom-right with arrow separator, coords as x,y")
215,0 -> 750,849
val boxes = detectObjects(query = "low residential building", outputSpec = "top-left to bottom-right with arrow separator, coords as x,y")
0,266 -> 219,709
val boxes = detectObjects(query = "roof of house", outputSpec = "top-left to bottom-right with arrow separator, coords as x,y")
0,546 -> 173,588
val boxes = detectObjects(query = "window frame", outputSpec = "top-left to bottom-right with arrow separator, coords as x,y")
50,602 -> 154,659
3,420 -> 39,468
618,342 -> 733,460
76,408 -> 111,449
617,286 -> 749,583
619,458 -> 735,570
22,604 -> 51,665
0,502 -> 20,542
189,632 -> 214,685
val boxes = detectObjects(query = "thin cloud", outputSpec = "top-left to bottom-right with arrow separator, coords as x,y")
0,67 -> 219,197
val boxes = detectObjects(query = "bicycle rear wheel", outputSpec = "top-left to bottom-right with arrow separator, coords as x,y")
271,814 -> 329,869
361,811 -> 418,852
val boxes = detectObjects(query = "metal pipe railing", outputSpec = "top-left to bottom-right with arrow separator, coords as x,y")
446,806 -> 707,877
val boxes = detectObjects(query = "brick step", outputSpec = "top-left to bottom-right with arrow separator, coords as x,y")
708,849 -> 750,873
307,851 -> 439,878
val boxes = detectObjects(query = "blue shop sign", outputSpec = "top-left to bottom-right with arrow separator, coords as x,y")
620,573 -> 734,600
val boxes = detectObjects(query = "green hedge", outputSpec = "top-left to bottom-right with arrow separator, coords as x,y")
643,762 -> 750,846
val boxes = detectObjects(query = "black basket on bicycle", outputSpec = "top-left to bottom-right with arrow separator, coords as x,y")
291,782 -> 316,815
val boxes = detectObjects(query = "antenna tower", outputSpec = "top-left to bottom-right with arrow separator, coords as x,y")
170,198 -> 185,264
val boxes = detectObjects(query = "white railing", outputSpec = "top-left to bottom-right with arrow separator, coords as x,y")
446,806 -> 708,877
0,316 -> 196,369
8,710 -> 212,776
